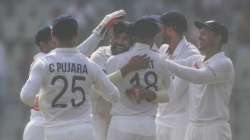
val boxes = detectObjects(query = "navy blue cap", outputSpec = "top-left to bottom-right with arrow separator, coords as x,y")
131,16 -> 160,38
52,15 -> 78,41
194,20 -> 228,43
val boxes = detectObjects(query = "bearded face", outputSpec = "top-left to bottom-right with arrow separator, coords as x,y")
110,32 -> 130,55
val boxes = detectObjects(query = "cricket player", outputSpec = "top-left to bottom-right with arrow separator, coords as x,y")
90,21 -> 132,140
155,12 -> 201,140
161,20 -> 234,140
21,10 -> 126,140
23,26 -> 54,140
106,17 -> 171,140
20,15 -> 120,140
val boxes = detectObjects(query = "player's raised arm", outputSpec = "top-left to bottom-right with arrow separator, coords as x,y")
20,59 -> 46,107
77,10 -> 126,56
161,58 -> 234,84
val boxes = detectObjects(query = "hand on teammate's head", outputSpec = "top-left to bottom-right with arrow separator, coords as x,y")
93,9 -> 127,36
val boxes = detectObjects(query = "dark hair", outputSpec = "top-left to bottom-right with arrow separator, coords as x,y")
160,12 -> 187,34
35,26 -> 52,46
113,21 -> 131,36
131,18 -> 160,38
52,15 -> 78,42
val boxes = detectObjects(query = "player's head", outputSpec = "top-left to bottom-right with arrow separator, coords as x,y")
130,16 -> 160,45
160,12 -> 187,43
110,21 -> 132,55
52,15 -> 79,48
35,26 -> 54,53
194,20 -> 228,53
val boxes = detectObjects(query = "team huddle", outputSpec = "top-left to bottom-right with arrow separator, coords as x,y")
20,9 -> 235,140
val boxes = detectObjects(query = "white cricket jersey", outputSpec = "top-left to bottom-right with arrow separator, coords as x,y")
156,37 -> 201,126
90,46 -> 112,71
90,46 -> 112,140
106,42 -> 171,116
162,52 -> 234,122
90,46 -> 112,114
77,33 -> 103,57
29,52 -> 45,122
20,48 -> 119,127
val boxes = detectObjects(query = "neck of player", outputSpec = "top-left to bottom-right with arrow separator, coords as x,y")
58,41 -> 76,48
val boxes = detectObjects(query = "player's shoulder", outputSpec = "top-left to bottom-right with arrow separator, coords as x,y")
184,42 -> 200,56
39,50 -> 56,60
108,49 -> 130,62
145,48 -> 162,60
210,52 -> 233,67
33,52 -> 46,61
83,56 -> 100,68
77,53 -> 96,66
95,46 -> 111,53
91,46 -> 111,59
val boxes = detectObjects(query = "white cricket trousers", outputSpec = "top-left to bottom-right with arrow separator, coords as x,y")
107,116 -> 156,140
23,120 -> 44,140
156,121 -> 172,140
44,122 -> 94,140
184,121 -> 232,140
156,116 -> 188,140
92,114 -> 110,140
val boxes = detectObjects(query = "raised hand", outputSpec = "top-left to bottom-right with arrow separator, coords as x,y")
93,10 -> 127,36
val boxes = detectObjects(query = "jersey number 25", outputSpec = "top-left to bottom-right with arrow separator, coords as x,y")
51,75 -> 86,108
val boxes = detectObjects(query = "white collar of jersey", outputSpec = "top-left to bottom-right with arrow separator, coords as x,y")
205,52 -> 225,64
131,42 -> 151,51
33,52 -> 45,60
52,48 -> 79,53
171,36 -> 189,58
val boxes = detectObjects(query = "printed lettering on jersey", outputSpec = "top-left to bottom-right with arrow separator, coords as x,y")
129,60 -> 158,91
51,75 -> 86,108
49,62 -> 88,74
48,62 -> 88,108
